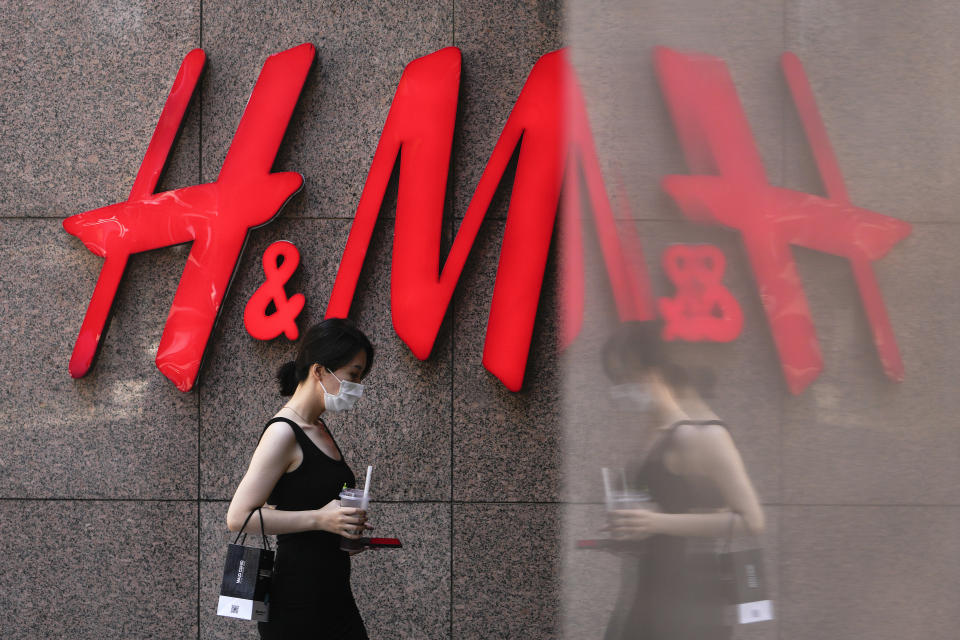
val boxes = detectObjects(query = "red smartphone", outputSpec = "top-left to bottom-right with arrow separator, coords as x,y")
362,537 -> 402,549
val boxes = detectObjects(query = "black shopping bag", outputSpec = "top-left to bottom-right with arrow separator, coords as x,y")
718,513 -> 773,624
719,548 -> 773,623
217,508 -> 274,622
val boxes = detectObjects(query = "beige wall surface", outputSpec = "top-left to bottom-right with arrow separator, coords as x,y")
564,1 -> 960,640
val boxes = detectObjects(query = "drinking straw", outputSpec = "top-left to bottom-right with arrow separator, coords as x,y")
601,467 -> 615,510
362,465 -> 373,507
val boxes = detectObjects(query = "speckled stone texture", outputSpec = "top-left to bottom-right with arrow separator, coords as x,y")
452,0 -> 563,222
454,504 -> 561,639
448,0 -> 565,503
0,500 -> 197,640
200,0 -> 451,218
200,501 -> 450,640
352,502 -> 451,638
0,219 -> 198,499
452,219 -> 562,501
2,1 -> 563,636
0,2 -> 201,218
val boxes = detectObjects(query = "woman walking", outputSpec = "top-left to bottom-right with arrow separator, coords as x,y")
601,322 -> 765,640
227,318 -> 375,639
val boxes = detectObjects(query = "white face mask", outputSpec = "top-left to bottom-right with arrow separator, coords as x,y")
610,382 -> 654,412
320,369 -> 364,412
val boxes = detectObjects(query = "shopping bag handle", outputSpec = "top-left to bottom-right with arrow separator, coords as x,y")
234,507 -> 272,551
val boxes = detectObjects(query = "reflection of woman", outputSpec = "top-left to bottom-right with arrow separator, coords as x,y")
601,322 -> 765,640
227,319 -> 375,639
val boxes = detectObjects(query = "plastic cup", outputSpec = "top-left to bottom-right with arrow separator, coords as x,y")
606,490 -> 652,512
606,490 -> 653,553
339,488 -> 369,552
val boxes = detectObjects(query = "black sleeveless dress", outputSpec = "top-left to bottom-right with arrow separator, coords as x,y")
256,417 -> 368,640
603,420 -> 732,640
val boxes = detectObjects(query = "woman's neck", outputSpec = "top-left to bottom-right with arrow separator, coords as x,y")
284,385 -> 324,424
656,405 -> 689,429
649,379 -> 688,429
674,388 -> 718,422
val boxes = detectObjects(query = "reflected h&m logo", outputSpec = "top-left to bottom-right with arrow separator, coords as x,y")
63,44 -> 314,391
655,48 -> 910,393
63,43 -> 909,395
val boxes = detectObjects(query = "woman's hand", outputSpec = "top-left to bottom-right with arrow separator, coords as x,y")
313,499 -> 373,538
605,508 -> 662,541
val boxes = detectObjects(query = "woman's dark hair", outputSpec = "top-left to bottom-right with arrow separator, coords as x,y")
602,321 -> 714,396
276,318 -> 375,396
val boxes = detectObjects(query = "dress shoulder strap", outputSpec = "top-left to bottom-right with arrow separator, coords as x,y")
657,418 -> 730,447
639,419 -> 731,476
666,418 -> 727,431
695,419 -> 727,427
258,416 -> 311,449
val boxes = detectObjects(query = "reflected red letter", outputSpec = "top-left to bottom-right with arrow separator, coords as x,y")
658,244 -> 742,342
656,47 -> 911,394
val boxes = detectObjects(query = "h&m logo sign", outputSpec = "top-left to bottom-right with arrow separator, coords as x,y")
63,43 -> 909,394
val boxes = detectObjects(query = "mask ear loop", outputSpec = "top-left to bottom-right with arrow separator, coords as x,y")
316,364 -> 332,395
322,363 -> 347,384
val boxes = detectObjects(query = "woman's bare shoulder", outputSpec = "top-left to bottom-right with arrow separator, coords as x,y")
257,418 -> 298,451
671,422 -> 736,469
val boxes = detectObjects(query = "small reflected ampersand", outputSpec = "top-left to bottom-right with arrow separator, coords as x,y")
244,241 -> 306,341
658,244 -> 743,342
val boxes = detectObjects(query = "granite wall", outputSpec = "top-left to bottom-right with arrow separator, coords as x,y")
0,1 -> 561,638
563,1 -> 960,640
2,1 -> 959,640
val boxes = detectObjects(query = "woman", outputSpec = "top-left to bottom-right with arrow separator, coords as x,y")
601,322 -> 765,640
227,318 -> 375,639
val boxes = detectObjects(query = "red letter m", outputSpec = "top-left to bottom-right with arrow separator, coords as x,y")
326,48 -> 651,391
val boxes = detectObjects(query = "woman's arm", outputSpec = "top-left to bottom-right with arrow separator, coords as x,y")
628,510 -> 748,538
610,424 -> 765,539
689,424 -> 764,535
226,421 -> 368,538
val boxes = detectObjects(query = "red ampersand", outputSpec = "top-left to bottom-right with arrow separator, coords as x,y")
658,245 -> 743,342
244,241 -> 305,341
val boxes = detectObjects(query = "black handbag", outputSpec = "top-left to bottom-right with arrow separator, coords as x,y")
718,512 -> 774,624
216,508 -> 274,622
